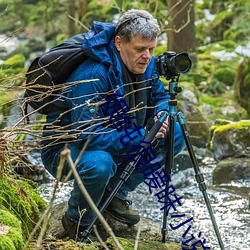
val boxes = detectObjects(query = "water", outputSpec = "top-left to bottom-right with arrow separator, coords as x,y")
38,157 -> 250,250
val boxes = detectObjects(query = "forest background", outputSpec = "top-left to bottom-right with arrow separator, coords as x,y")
0,0 -> 250,249
0,0 -> 250,124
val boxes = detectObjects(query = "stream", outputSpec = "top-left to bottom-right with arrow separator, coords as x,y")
38,155 -> 250,250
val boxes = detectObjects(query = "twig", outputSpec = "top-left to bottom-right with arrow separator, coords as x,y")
68,14 -> 89,31
134,220 -> 142,250
93,225 -> 110,250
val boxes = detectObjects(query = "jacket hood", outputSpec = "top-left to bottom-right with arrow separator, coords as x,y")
82,21 -> 116,65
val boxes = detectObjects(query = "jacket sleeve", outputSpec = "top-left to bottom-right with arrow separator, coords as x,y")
65,61 -> 146,155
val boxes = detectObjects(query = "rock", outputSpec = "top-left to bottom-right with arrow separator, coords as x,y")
179,100 -> 211,148
213,157 -> 250,184
43,202 -> 188,250
209,120 -> 250,160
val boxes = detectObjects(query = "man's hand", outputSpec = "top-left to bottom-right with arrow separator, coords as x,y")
154,111 -> 169,139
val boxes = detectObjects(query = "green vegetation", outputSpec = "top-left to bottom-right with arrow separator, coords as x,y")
209,120 -> 250,150
0,174 -> 47,240
0,209 -> 24,250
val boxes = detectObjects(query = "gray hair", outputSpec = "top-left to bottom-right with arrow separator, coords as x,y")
115,9 -> 160,43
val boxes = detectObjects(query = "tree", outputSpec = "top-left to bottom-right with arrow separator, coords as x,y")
166,0 -> 196,62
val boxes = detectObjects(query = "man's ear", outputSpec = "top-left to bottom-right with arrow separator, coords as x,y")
115,36 -> 122,51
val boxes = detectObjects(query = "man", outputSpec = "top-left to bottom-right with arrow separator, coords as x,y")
41,9 -> 185,241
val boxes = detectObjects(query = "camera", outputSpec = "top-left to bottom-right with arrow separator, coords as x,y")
156,51 -> 192,79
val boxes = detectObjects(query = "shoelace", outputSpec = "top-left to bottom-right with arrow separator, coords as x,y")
123,199 -> 132,209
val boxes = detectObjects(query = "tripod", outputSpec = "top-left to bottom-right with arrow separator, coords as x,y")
82,76 -> 225,249
161,77 -> 225,249
81,111 -> 168,241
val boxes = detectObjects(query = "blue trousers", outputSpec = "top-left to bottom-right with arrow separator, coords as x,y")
41,123 -> 185,226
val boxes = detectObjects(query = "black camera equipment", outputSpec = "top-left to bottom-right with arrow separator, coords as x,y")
156,51 -> 192,79
158,52 -> 225,249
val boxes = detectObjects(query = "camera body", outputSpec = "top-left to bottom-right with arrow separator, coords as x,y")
156,51 -> 192,79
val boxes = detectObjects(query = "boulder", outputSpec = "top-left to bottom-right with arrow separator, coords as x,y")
42,202 -> 186,250
213,157 -> 250,184
209,119 -> 250,160
179,100 -> 211,148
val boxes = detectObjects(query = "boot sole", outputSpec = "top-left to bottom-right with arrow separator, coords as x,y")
105,210 -> 140,225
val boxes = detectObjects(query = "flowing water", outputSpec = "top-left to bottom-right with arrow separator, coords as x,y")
38,156 -> 250,250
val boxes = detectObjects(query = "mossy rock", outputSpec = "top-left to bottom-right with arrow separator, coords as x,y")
0,209 -> 24,250
199,92 -> 248,122
209,120 -> 250,160
0,174 -> 47,239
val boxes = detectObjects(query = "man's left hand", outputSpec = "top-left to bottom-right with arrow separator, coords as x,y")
154,112 -> 169,139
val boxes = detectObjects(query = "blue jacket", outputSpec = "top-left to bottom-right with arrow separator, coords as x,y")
44,21 -> 170,155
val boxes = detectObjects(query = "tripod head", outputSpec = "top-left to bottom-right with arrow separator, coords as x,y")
168,76 -> 182,100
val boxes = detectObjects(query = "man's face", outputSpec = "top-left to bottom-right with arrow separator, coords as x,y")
115,35 -> 157,74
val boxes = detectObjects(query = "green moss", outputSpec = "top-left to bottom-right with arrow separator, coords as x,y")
6,228 -> 24,250
1,54 -> 25,69
0,209 -> 21,229
213,120 -> 250,133
0,175 -> 47,239
0,209 -> 24,250
199,95 -> 224,107
106,237 -> 182,250
213,67 -> 235,86
209,120 -> 250,150
0,235 -> 16,250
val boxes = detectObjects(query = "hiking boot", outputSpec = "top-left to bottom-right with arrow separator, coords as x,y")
61,213 -> 97,243
105,196 -> 140,225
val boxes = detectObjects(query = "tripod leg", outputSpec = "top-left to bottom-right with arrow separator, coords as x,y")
162,114 -> 175,243
177,112 -> 225,250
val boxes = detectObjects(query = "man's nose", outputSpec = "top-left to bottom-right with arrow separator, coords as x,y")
142,49 -> 151,59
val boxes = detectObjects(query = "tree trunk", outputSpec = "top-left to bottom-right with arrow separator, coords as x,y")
78,0 -> 88,20
167,0 -> 196,62
67,0 -> 77,36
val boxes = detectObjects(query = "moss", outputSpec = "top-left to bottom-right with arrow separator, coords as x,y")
0,174 -> 47,239
209,120 -> 250,151
199,95 -> 224,107
0,209 -> 24,250
213,67 -> 235,86
1,54 -> 25,69
213,120 -> 250,133
0,209 -> 21,229
106,237 -> 183,250
6,228 -> 24,249
0,235 -> 16,250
